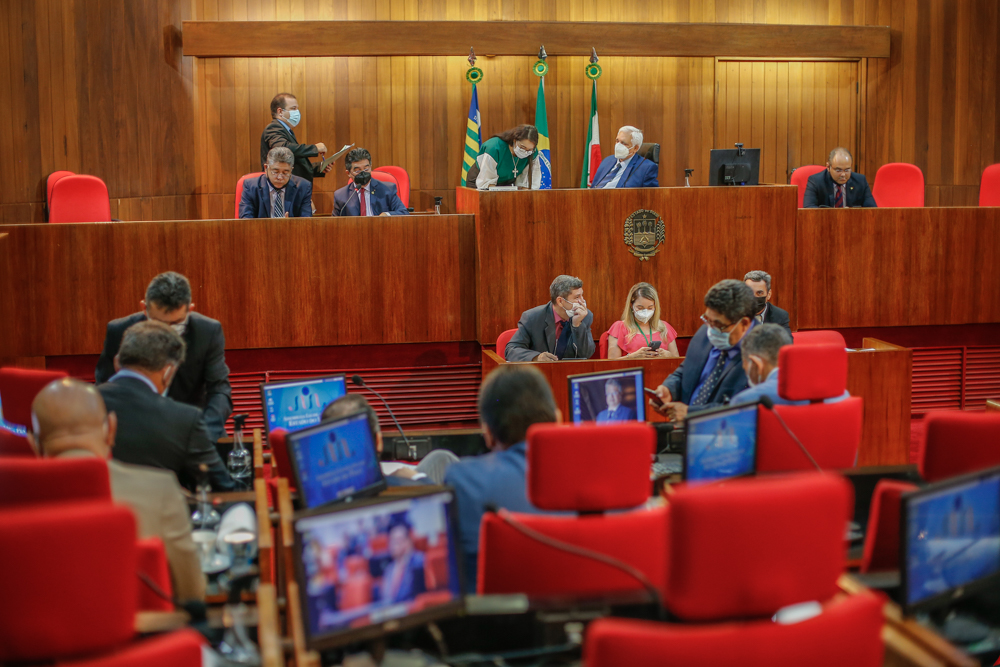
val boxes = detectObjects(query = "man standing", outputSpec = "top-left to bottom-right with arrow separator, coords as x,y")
333,148 -> 409,217
589,126 -> 658,189
259,92 -> 332,186
802,147 -> 877,208
96,271 -> 232,442
505,275 -> 596,362
239,147 -> 313,219
744,270 -> 791,335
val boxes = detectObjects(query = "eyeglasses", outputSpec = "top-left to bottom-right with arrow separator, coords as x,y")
700,314 -> 736,332
831,167 -> 852,175
349,166 -> 372,175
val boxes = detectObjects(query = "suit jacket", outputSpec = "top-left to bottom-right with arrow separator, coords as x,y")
238,173 -> 313,219
802,170 -> 876,208
505,303 -> 596,362
595,405 -> 637,422
259,119 -> 325,184
379,550 -> 427,604
99,376 -> 236,492
762,303 -> 792,336
95,312 -> 233,442
662,325 -> 750,410
332,181 -> 409,217
589,154 -> 659,189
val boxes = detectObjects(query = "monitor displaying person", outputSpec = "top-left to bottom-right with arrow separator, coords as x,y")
568,368 -> 645,423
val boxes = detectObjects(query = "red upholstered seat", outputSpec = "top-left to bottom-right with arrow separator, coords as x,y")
374,166 -> 410,207
598,330 -> 610,359
0,427 -> 35,457
49,174 -> 112,222
665,472 -> 851,621
268,428 -> 295,491
371,170 -> 399,189
860,479 -> 919,574
496,328 -> 517,360
790,165 -> 826,208
235,172 -> 265,218
778,343 -> 848,402
46,170 -> 75,217
136,537 -> 174,612
0,456 -> 111,507
584,593 -> 884,667
57,629 -> 205,667
0,366 -> 69,427
872,162 -> 925,207
919,411 -> 1000,482
791,330 -> 846,347
980,164 -> 1000,206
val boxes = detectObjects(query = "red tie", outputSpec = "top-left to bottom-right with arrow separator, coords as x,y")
835,184 -> 844,208
359,186 -> 367,216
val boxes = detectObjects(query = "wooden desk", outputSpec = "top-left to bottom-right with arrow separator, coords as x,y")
459,185 -> 798,345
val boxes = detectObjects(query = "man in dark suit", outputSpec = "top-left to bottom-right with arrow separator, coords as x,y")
802,147 -> 877,208
239,147 -> 313,219
595,378 -> 637,422
95,271 -> 232,442
652,280 -> 758,422
259,92 -> 332,186
744,270 -> 792,336
98,320 -> 235,492
332,148 -> 409,217
589,125 -> 658,189
505,275 -> 596,362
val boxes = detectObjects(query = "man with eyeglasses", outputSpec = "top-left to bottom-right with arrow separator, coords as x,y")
333,148 -> 409,217
651,279 -> 757,422
802,147 -> 877,208
239,147 -> 314,219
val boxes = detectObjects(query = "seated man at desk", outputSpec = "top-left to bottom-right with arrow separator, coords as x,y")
652,279 -> 756,421
505,275 -> 596,362
802,147 -> 877,208
589,125 -> 658,189
744,270 -> 791,335
239,146 -> 314,218
333,148 -> 409,217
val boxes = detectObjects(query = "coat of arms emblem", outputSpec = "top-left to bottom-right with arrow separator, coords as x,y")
623,209 -> 665,261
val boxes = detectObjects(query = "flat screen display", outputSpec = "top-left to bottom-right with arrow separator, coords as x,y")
568,368 -> 645,424
261,375 -> 348,433
684,402 -> 758,482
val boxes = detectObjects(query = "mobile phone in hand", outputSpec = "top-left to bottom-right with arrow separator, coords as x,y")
649,341 -> 661,351
644,387 -> 664,407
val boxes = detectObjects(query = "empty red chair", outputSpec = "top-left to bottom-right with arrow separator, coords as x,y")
136,537 -> 175,612
0,428 -> 35,457
0,457 -> 111,507
48,174 -> 112,222
370,170 -> 399,190
268,428 -> 295,489
792,330 -> 846,347
872,163 -> 924,207
598,330 -> 610,359
0,366 -> 69,427
756,344 -> 863,471
980,164 -> 1000,206
234,172 -> 265,218
496,328 -> 517,360
859,479 -> 918,574
918,411 -> 1000,483
374,166 -> 410,208
790,165 -> 826,208
46,170 -> 75,218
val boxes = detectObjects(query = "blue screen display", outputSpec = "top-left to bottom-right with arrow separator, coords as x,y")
905,474 -> 1000,606
570,369 -> 645,423
685,403 -> 757,482
289,413 -> 384,509
264,376 -> 348,433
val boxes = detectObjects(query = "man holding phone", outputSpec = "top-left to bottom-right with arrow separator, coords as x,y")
505,275 -> 596,362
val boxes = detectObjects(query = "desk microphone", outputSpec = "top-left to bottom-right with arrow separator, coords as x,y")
351,375 -> 411,450
341,186 -> 361,216
759,396 -> 822,471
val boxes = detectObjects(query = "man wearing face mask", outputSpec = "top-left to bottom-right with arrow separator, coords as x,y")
588,125 -> 659,189
505,275 -> 596,362
333,148 -> 409,217
260,92 -> 333,188
744,270 -> 791,335
652,279 -> 757,422
97,321 -> 236,492
95,271 -> 233,442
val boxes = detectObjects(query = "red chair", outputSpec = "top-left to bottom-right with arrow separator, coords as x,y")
136,536 -> 174,612
980,164 -> 1000,206
0,366 -> 69,427
268,428 -> 295,489
478,422 -> 667,597
48,174 -> 112,222
790,165 -> 826,208
0,457 -> 111,507
496,328 -> 517,361
756,344 -> 863,472
872,163 -> 924,207
0,428 -> 35,457
370,170 -> 399,190
0,502 -> 204,665
584,593 -> 884,667
792,330 -> 846,347
598,330 -> 610,359
374,166 -> 410,208
234,172 -> 265,218
918,411 -> 1000,483
46,170 -> 75,217
859,479 -> 918,574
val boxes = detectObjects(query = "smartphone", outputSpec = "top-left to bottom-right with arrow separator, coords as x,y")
650,341 -> 662,351
644,387 -> 664,407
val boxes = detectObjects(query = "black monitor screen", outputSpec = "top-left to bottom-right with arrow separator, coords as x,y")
684,402 -> 758,482
568,368 -> 645,424
287,412 -> 386,509
708,148 -> 761,186
294,490 -> 464,650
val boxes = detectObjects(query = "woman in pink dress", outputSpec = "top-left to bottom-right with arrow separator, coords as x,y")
607,282 -> 679,359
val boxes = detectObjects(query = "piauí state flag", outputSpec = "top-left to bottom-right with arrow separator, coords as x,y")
580,80 -> 601,187
535,78 -> 552,189
461,84 -> 481,187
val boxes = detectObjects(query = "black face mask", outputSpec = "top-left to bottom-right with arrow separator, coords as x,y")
352,171 -> 372,187
754,295 -> 768,314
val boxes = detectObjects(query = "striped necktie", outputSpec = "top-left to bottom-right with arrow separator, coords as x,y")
691,352 -> 729,407
834,184 -> 844,208
272,188 -> 284,218
596,162 -> 622,188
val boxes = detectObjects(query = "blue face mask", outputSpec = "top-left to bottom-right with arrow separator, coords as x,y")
286,109 -> 301,127
706,325 -> 734,351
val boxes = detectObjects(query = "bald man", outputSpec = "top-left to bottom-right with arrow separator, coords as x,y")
29,378 -> 205,603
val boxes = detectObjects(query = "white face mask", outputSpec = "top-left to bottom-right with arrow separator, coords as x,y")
634,308 -> 654,323
614,142 -> 631,160
513,145 -> 531,159
286,109 -> 301,127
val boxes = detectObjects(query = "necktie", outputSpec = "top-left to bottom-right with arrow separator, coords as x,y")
834,184 -> 844,208
359,186 -> 368,216
691,352 -> 729,407
596,162 -> 622,188
272,189 -> 284,218
555,319 -> 574,359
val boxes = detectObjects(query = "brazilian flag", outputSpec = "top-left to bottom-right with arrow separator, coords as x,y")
461,84 -> 481,187
535,78 -> 552,189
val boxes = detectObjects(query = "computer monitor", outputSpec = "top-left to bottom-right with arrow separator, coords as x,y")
900,466 -> 1000,615
567,367 -> 645,424
285,411 -> 387,510
293,488 -> 464,651
683,401 -> 758,482
708,148 -> 761,185
260,374 -> 348,434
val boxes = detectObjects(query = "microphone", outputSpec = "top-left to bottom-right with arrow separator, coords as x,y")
759,396 -> 822,471
351,375 -> 411,451
340,185 -> 361,216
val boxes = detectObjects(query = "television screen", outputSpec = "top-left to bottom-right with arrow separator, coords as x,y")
684,402 -> 758,482
261,375 -> 348,433
568,368 -> 645,424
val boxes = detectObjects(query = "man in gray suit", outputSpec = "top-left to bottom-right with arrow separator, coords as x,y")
506,275 -> 596,362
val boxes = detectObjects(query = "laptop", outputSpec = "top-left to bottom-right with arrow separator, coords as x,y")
567,367 -> 645,424
682,401 -> 759,483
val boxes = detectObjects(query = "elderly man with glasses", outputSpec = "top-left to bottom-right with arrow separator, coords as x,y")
802,147 -> 877,208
